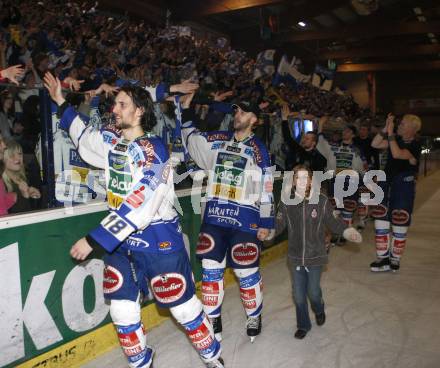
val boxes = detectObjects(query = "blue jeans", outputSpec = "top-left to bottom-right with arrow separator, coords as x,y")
291,265 -> 325,331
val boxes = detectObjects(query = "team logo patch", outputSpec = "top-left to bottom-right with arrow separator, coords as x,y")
392,210 -> 410,225
126,186 -> 145,208
151,273 -> 186,304
231,243 -> 259,266
196,233 -> 215,254
343,199 -> 357,212
371,204 -> 388,218
311,209 -> 317,218
103,265 -> 123,294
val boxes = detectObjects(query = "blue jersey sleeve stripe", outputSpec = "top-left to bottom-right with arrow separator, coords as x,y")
60,106 -> 78,131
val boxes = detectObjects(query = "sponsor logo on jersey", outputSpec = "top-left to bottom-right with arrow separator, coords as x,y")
231,243 -> 259,266
250,223 -> 258,229
103,265 -> 123,294
206,132 -> 230,142
109,155 -> 128,171
126,237 -> 150,248
107,191 -> 124,209
196,233 -> 215,254
215,166 -> 244,187
249,140 -> 262,164
217,152 -> 247,169
151,273 -> 187,304
137,139 -> 155,168
211,142 -> 224,150
226,145 -> 241,153
158,241 -> 171,249
211,183 -> 242,201
115,143 -> 128,152
108,171 -> 132,195
126,186 -> 145,208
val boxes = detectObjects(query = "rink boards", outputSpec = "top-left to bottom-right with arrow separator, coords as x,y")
0,184 -> 286,368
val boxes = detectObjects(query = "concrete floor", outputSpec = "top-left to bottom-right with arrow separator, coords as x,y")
84,172 -> 440,368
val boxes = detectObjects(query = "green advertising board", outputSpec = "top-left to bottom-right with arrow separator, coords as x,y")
0,183 -> 285,368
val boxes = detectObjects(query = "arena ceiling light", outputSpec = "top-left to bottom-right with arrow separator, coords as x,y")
297,21 -> 307,27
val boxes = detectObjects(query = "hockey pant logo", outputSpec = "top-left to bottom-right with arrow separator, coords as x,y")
103,265 -> 124,294
371,204 -> 388,218
196,233 -> 215,255
231,243 -> 259,266
151,273 -> 187,304
391,210 -> 410,225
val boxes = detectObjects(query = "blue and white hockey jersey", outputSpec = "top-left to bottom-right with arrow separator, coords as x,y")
60,106 -> 183,254
181,118 -> 275,233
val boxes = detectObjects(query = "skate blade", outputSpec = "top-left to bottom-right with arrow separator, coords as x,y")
249,336 -> 256,343
370,266 -> 391,272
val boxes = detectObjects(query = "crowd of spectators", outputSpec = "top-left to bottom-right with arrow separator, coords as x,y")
0,0 -> 378,216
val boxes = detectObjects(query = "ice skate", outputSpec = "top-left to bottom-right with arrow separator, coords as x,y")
205,356 -> 225,368
246,315 -> 261,343
370,257 -> 391,272
390,258 -> 400,272
210,316 -> 222,342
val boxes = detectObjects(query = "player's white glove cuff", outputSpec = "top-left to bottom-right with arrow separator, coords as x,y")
343,227 -> 362,243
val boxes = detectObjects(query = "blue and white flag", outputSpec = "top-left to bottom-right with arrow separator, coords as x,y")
253,49 -> 276,80
312,64 -> 336,91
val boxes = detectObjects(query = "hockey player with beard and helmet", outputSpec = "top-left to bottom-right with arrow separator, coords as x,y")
43,72 -> 225,368
369,113 -> 422,272
178,90 -> 275,343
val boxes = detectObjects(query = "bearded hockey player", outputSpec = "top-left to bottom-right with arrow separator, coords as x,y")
179,91 -> 274,343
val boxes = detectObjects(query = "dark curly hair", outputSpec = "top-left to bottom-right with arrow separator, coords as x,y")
119,84 -> 157,132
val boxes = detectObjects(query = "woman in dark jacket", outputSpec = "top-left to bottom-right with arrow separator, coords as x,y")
274,165 -> 362,339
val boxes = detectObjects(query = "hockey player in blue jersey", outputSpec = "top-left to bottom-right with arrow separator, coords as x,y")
370,113 -> 422,272
43,72 -> 225,368
178,91 -> 274,343
316,116 -> 366,231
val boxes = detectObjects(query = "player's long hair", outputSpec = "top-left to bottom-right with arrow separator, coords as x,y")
119,85 -> 157,132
